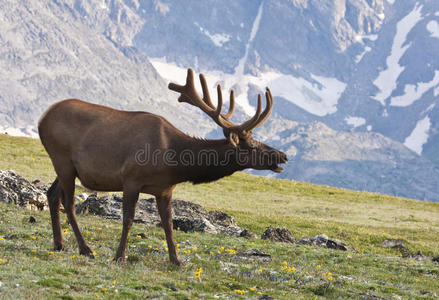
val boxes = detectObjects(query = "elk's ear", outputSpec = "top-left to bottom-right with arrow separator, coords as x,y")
228,132 -> 239,147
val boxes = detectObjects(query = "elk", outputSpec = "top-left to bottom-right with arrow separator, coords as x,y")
38,68 -> 287,265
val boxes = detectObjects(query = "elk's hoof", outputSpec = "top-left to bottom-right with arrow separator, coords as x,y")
80,248 -> 95,259
54,244 -> 69,252
171,258 -> 183,266
114,255 -> 127,264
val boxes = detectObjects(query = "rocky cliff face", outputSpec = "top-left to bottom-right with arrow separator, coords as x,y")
0,0 -> 213,137
1,0 -> 438,201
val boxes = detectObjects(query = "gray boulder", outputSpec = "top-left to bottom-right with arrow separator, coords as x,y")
261,226 -> 295,243
236,249 -> 272,262
0,170 -> 47,210
298,234 -> 348,251
381,239 -> 406,250
76,193 -> 254,237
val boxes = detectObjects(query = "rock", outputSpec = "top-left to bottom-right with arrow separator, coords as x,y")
381,239 -> 406,250
239,229 -> 257,238
258,295 -> 275,300
432,257 -> 439,263
74,193 -> 89,202
29,216 -> 36,223
76,193 -> 123,218
261,226 -> 295,243
420,290 -> 437,297
0,170 -> 47,210
298,234 -> 348,251
75,193 -> 252,237
236,249 -> 272,262
31,180 -> 50,194
402,250 -> 429,261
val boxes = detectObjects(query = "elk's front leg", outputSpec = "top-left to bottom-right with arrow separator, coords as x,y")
115,185 -> 140,263
156,188 -> 181,266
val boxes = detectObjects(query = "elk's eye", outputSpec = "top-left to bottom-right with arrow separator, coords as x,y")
247,140 -> 258,148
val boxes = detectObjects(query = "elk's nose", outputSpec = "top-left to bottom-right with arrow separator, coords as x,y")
280,152 -> 288,163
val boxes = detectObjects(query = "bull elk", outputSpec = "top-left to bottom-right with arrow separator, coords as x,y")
38,68 -> 287,265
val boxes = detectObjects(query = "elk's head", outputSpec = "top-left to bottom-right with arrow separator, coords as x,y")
169,69 -> 288,173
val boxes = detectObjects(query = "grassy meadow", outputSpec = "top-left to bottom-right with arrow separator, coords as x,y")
0,133 -> 438,299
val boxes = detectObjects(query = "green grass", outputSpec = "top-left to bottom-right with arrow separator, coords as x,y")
1,133 -> 439,299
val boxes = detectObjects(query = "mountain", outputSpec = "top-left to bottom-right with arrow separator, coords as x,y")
0,0 -> 214,137
134,0 -> 439,164
0,0 -> 438,201
131,0 -> 439,200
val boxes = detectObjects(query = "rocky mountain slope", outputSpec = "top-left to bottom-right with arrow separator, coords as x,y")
0,0 -> 438,201
0,0 -> 213,137
135,0 -> 439,164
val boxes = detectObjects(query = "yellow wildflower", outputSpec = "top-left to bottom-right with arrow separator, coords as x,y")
0,258 -> 4,264
31,249 -> 37,253
194,267 -> 202,279
234,289 -> 245,295
0,237 -> 5,240
48,251 -> 54,255
112,280 -> 117,285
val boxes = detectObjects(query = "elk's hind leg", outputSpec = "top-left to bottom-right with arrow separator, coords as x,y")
47,178 -> 65,251
57,167 -> 94,258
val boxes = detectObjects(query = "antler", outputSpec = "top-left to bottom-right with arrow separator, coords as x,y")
168,68 -> 273,133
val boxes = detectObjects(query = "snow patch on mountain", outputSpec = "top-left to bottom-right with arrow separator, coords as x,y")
270,74 -> 346,116
194,22 -> 231,47
345,116 -> 366,128
150,58 -> 346,117
0,126 -> 38,138
355,34 -> 378,43
373,4 -> 424,105
355,46 -> 372,63
427,20 -> 439,38
404,116 -> 431,155
154,0 -> 170,15
235,1 -> 263,77
390,70 -> 439,106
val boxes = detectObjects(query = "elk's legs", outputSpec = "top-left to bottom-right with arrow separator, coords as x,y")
156,188 -> 181,266
59,172 -> 94,257
47,178 -> 64,251
115,186 -> 140,262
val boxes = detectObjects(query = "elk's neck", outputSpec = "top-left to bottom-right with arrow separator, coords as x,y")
176,138 -> 244,184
